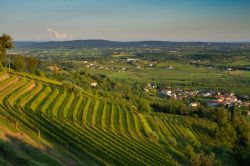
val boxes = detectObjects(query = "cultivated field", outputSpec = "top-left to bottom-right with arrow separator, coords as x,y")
0,71 -> 222,165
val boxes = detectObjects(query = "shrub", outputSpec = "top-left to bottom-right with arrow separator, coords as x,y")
62,81 -> 82,95
167,136 -> 177,147
191,152 -> 221,166
138,98 -> 152,113
184,145 -> 195,158
34,69 -> 45,77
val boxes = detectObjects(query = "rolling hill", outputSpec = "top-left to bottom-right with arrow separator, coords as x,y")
14,40 -> 250,49
0,70 -> 232,165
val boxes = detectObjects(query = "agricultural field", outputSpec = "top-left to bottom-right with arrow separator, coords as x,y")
90,60 -> 250,94
0,71 -> 233,165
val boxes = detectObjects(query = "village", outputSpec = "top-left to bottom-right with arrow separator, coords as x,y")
144,83 -> 250,111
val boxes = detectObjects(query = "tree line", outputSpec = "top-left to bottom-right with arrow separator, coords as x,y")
0,34 -> 13,70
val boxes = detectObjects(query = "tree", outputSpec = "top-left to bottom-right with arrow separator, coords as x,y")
26,57 -> 38,74
229,105 -> 238,127
191,152 -> 220,166
51,64 -> 59,76
214,107 -> 237,148
215,108 -> 228,128
184,145 -> 195,158
0,34 -> 14,68
14,55 -> 25,72
138,98 -> 152,113
234,116 -> 250,146
215,123 -> 237,148
179,105 -> 190,115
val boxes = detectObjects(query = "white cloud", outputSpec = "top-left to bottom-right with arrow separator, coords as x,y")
47,28 -> 68,40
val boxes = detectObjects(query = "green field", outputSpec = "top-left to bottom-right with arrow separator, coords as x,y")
87,60 -> 250,95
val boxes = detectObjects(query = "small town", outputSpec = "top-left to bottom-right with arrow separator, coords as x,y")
144,83 -> 250,111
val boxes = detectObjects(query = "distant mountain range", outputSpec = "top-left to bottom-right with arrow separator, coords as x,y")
14,40 -> 250,49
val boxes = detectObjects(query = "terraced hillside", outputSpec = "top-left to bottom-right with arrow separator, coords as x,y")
0,71 -> 219,165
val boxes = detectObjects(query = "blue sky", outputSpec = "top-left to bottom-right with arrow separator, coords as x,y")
1,0 -> 250,41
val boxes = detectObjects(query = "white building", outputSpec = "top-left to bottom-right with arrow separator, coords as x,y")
91,82 -> 98,87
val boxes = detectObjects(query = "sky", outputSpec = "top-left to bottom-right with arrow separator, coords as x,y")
1,0 -> 250,42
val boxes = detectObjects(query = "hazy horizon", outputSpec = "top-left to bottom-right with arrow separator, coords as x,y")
14,39 -> 250,43
1,0 -> 250,42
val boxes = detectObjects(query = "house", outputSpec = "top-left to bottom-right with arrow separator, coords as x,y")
144,83 -> 157,93
98,66 -> 104,70
160,89 -> 177,99
166,90 -> 172,96
215,93 -> 238,104
127,58 -> 140,62
169,51 -> 177,53
91,82 -> 98,87
203,92 -> 212,97
217,96 -> 224,103
190,102 -> 199,108
171,93 -> 177,99
167,66 -> 176,70
148,83 -> 157,89
160,89 -> 172,96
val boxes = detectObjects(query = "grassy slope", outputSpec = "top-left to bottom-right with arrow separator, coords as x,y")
0,70 -> 235,165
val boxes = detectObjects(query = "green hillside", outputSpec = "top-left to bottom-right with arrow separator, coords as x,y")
0,70 -> 235,165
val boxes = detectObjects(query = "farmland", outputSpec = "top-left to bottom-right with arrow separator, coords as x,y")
10,44 -> 250,96
0,71 -> 230,165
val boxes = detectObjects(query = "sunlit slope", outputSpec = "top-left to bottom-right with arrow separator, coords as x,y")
0,71 -> 217,165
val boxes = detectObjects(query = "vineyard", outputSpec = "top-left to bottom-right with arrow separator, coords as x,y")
0,71 -> 218,165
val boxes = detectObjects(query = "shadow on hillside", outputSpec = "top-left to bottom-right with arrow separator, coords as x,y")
0,134 -> 63,166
